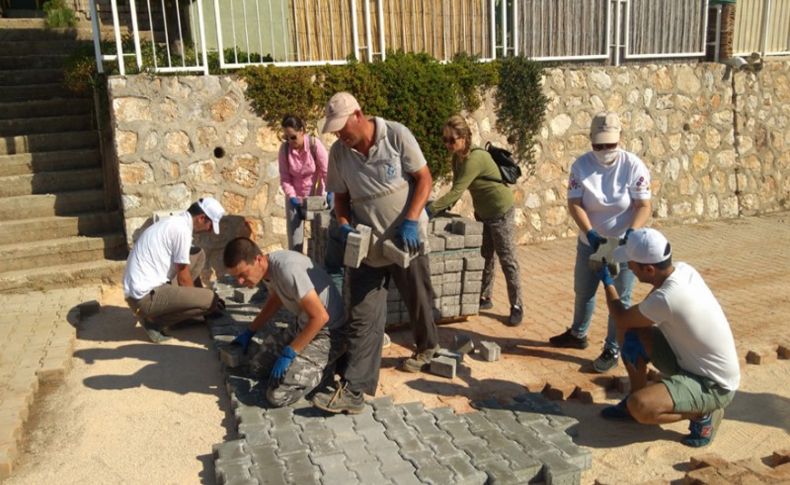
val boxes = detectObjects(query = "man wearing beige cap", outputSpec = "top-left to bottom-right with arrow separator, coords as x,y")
596,228 -> 739,448
312,92 -> 439,413
123,197 -> 227,342
549,111 -> 652,373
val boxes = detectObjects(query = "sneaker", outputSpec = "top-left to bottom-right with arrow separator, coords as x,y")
682,408 -> 724,447
479,298 -> 493,310
382,333 -> 391,349
399,345 -> 439,373
141,319 -> 171,343
507,305 -> 524,327
312,383 -> 366,414
549,328 -> 589,349
601,396 -> 634,420
593,348 -> 620,373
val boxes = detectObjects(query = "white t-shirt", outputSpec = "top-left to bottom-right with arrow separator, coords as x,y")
123,212 -> 193,299
568,150 -> 651,244
263,251 -> 345,331
638,263 -> 740,391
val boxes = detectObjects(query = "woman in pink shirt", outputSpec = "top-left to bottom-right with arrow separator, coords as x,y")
278,114 -> 330,253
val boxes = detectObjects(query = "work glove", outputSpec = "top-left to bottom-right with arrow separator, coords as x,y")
232,328 -> 255,354
325,192 -> 334,209
597,264 -> 615,287
289,197 -> 304,220
586,229 -> 606,252
398,219 -> 421,254
339,223 -> 356,245
621,331 -> 649,366
271,345 -> 297,380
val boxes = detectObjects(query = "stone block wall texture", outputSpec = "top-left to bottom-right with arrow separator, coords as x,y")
107,61 -> 790,273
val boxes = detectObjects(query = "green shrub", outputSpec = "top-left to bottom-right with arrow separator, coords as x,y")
43,0 -> 76,28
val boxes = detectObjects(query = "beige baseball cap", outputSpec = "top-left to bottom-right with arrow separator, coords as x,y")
612,228 -> 672,264
590,112 -> 622,144
197,197 -> 225,235
321,92 -> 361,134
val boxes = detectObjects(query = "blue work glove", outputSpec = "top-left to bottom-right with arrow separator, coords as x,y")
271,345 -> 297,380
621,331 -> 649,366
597,264 -> 615,287
622,227 -> 634,244
232,329 -> 255,354
339,223 -> 356,245
586,229 -> 606,252
398,219 -> 420,254
289,197 -> 304,220
325,192 -> 334,208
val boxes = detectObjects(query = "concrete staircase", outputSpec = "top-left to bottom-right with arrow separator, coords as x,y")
0,20 -> 127,293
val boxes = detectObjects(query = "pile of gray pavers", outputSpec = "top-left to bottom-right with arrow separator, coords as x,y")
208,281 -> 592,485
306,202 -> 486,326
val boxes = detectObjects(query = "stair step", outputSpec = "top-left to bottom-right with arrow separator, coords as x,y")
0,54 -> 69,70
0,98 -> 92,120
0,233 -> 127,273
0,258 -> 126,293
0,84 -> 85,102
0,40 -> 91,56
0,189 -> 106,220
0,68 -> 64,86
0,168 -> 103,197
0,149 -> 100,177
0,114 -> 92,136
0,130 -> 98,155
0,212 -> 124,245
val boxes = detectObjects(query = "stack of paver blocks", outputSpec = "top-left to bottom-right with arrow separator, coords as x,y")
307,211 -> 333,268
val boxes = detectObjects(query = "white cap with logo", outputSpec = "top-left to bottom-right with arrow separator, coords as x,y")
197,196 -> 225,235
321,92 -> 361,134
590,111 -> 622,144
612,228 -> 671,264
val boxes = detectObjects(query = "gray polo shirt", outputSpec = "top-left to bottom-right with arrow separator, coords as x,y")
262,250 -> 345,331
326,117 -> 429,267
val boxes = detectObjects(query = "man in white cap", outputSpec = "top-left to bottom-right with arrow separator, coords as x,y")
123,197 -> 227,342
311,91 -> 439,413
597,228 -> 740,447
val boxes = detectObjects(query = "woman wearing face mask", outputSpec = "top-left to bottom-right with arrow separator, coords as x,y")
427,115 -> 524,326
549,111 -> 652,373
278,114 -> 330,253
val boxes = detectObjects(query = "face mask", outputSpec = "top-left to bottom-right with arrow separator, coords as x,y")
593,148 -> 620,165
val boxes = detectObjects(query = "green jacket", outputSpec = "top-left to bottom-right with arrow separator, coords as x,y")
429,147 -> 514,220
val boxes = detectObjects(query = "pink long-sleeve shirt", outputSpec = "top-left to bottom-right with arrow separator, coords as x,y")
278,135 -> 329,198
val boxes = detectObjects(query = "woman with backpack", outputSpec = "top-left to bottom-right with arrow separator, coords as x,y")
277,114 -> 330,253
427,115 -> 523,326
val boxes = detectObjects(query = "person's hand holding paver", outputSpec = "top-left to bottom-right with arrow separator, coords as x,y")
271,346 -> 297,379
232,329 -> 255,353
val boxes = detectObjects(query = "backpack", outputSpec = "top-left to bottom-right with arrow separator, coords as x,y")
474,142 -> 522,185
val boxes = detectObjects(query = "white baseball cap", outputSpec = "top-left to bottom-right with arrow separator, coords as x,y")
590,112 -> 622,144
197,197 -> 225,235
321,92 -> 361,134
612,228 -> 672,264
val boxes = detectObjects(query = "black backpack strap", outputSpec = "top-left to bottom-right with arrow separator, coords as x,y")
472,146 -> 506,184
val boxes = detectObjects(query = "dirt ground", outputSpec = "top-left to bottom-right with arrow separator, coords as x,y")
4,286 -> 788,485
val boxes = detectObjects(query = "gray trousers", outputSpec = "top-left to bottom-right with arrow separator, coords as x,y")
286,198 -> 305,253
343,254 -> 438,395
479,207 -> 523,308
250,325 -> 345,407
126,248 -> 215,329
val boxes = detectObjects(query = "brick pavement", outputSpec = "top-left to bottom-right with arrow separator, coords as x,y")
0,286 -> 101,479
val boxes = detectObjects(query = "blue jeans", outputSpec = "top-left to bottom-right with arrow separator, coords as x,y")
570,240 -> 635,351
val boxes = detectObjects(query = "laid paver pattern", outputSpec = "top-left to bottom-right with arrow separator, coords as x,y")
0,286 -> 100,478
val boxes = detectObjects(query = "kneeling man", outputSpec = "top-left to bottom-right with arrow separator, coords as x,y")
224,237 -> 346,407
599,228 -> 740,447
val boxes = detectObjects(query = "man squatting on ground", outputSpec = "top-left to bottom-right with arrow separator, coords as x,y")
597,228 -> 740,447
225,237 -> 347,407
123,197 -> 227,343
311,92 -> 440,414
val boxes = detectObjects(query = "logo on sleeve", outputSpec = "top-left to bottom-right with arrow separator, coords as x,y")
635,176 -> 648,192
568,175 -> 580,191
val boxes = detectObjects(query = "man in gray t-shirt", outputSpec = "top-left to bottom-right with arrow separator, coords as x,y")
311,92 -> 439,414
224,237 -> 345,407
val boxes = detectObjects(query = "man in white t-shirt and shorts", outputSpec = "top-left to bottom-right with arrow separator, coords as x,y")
597,228 -> 740,447
123,197 -> 226,343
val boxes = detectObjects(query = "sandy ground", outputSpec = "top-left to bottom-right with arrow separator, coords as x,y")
5,286 -> 789,484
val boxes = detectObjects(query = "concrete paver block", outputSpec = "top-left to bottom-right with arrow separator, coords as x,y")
443,258 -> 463,272
463,281 -> 482,294
219,346 -> 245,368
428,235 -> 446,252
302,196 -> 326,211
452,334 -> 475,355
461,303 -> 480,316
430,356 -> 456,378
435,348 -> 463,365
382,239 -> 415,268
480,341 -> 500,362
233,287 -> 259,304
431,217 -> 453,233
463,256 -> 485,271
343,224 -> 372,269
745,345 -> 779,365
464,234 -> 483,248
440,233 -> 464,250
465,270 -> 483,282
451,218 -> 484,236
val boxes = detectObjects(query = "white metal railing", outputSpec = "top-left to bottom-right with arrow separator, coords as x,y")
733,0 -> 790,57
91,0 -> 720,74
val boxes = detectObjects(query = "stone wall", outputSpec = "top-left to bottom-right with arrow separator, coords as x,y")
107,61 -> 790,273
